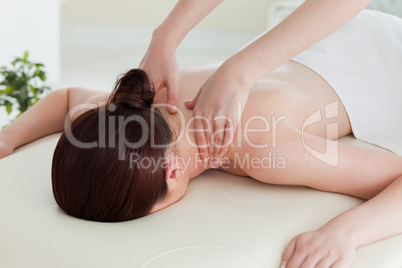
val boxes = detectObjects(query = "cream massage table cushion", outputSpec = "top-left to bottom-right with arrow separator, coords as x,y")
1,134 -> 402,268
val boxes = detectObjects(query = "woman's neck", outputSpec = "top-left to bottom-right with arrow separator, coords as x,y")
154,88 -> 208,179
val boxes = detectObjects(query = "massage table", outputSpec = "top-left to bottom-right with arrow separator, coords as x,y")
1,133 -> 402,268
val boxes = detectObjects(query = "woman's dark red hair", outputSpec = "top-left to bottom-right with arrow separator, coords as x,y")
52,69 -> 172,222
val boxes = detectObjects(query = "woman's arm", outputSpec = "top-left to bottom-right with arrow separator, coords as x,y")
241,123 -> 402,267
281,174 -> 402,266
0,87 -> 107,158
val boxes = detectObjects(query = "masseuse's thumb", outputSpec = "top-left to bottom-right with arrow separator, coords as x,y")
166,80 -> 179,113
184,87 -> 202,109
184,99 -> 196,109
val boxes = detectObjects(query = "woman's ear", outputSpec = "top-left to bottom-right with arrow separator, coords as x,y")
164,152 -> 185,183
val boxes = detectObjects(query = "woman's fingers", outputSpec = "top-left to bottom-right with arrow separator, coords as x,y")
281,230 -> 356,268
315,256 -> 338,268
330,258 -> 351,268
298,252 -> 326,268
283,235 -> 322,268
285,248 -> 307,268
281,237 -> 297,268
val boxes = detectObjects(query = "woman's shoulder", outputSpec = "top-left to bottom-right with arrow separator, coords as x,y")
66,87 -> 109,121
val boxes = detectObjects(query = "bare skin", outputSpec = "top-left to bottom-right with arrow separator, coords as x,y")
0,61 -> 401,268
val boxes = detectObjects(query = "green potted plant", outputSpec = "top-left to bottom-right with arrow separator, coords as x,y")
0,51 -> 50,127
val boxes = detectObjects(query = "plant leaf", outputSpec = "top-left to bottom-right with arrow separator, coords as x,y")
0,50 -> 51,118
5,103 -> 12,114
23,51 -> 29,62
38,72 -> 46,81
5,86 -> 15,93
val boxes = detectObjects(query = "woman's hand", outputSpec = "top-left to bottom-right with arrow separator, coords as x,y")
0,133 -> 14,159
139,36 -> 179,114
281,227 -> 357,268
184,63 -> 250,167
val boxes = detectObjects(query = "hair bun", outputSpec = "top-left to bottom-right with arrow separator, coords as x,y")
108,69 -> 155,110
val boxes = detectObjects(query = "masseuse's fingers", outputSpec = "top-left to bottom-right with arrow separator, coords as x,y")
203,116 -> 214,164
184,88 -> 201,110
185,69 -> 244,167
211,117 -> 227,166
219,119 -> 234,158
185,89 -> 209,162
193,115 -> 209,164
139,38 -> 180,113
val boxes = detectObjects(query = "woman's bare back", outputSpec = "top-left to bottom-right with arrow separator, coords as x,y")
173,61 -> 401,200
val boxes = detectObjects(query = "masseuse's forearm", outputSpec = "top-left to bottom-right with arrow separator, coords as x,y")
323,175 -> 402,248
226,0 -> 371,86
153,0 -> 224,48
0,89 -> 68,150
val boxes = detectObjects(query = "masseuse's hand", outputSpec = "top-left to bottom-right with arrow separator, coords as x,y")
281,227 -> 356,268
185,63 -> 249,167
139,38 -> 179,113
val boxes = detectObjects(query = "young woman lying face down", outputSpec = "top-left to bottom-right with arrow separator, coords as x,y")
1,10 -> 402,268
49,58 -> 401,214
52,63 -> 356,219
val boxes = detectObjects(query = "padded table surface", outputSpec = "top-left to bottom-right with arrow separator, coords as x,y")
1,134 -> 402,268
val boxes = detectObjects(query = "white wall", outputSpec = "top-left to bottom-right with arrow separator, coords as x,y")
0,0 -> 60,84
367,0 -> 402,17
61,0 -> 276,32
